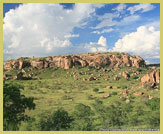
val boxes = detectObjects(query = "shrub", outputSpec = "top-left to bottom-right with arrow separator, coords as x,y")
145,98 -> 160,111
71,104 -> 94,131
131,76 -> 139,79
112,92 -> 118,95
40,108 -> 73,131
136,68 -> 142,72
145,111 -> 160,129
121,85 -> 127,89
93,88 -> 99,92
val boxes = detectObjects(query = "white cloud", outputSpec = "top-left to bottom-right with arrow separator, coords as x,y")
92,28 -> 114,34
127,3 -> 155,14
120,15 -> 140,25
85,36 -> 108,52
91,13 -> 140,30
92,13 -> 119,29
64,34 -> 79,38
98,36 -> 107,46
111,25 -> 160,63
113,3 -> 126,12
3,3 -> 104,60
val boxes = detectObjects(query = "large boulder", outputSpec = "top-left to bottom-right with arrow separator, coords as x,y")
16,72 -> 32,80
122,72 -> 130,79
141,70 -> 160,88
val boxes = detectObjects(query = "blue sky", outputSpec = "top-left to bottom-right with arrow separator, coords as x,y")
3,3 -> 160,64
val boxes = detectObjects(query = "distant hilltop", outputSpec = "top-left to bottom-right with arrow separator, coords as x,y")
4,52 -> 145,71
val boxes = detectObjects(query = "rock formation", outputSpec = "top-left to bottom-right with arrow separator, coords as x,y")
122,72 -> 130,79
4,53 -> 145,71
141,70 -> 160,88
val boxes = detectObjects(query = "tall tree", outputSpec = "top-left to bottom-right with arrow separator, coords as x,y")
3,82 -> 35,130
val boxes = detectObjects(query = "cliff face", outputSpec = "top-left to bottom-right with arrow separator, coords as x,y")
4,53 -> 145,71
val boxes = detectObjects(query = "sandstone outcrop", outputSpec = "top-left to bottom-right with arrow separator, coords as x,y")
14,72 -> 32,80
122,72 -> 130,79
4,53 -> 145,71
141,70 -> 160,88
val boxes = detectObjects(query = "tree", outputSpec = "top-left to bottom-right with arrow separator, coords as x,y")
145,98 -> 160,128
40,108 -> 73,131
3,82 -> 35,130
93,100 -> 132,129
70,104 -> 95,131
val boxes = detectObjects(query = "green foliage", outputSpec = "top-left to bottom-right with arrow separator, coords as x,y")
136,68 -> 142,72
70,104 -> 95,130
121,85 -> 127,89
3,82 -> 35,131
145,98 -> 160,111
88,66 -> 96,70
131,76 -> 139,80
93,88 -> 99,92
111,92 -> 118,95
4,64 -> 160,130
101,101 -> 132,128
145,111 -> 160,129
128,105 -> 145,126
22,60 -> 31,68
40,108 -> 73,131
19,117 -> 41,131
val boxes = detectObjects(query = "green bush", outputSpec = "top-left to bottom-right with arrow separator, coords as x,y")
93,88 -> 99,92
4,82 -> 35,131
131,76 -> 139,79
145,98 -> 160,111
136,68 -> 142,72
70,104 -> 94,131
121,85 -> 127,89
40,108 -> 73,131
112,92 -> 118,95
145,111 -> 160,129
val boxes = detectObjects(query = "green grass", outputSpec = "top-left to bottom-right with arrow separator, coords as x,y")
5,65 -> 160,130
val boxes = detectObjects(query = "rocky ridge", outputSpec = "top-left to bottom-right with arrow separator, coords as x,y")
4,52 -> 145,71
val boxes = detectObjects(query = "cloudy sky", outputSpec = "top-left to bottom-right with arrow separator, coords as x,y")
3,3 -> 160,64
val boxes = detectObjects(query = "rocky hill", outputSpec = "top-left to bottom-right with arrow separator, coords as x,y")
4,52 -> 145,71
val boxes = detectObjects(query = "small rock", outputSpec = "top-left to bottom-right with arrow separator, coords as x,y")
106,86 -> 112,89
101,94 -> 111,98
125,99 -> 130,104
88,76 -> 96,81
133,92 -> 143,97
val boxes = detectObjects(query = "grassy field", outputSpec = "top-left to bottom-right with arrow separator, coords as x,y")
5,65 -> 160,130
